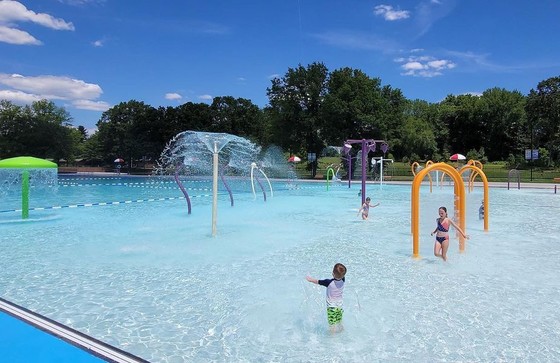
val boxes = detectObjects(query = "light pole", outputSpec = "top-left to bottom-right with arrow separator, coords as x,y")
530,118 -> 533,181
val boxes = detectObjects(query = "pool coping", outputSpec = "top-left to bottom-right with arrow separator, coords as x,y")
0,297 -> 148,363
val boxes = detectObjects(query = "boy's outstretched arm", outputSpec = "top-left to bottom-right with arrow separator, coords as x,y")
306,276 -> 318,284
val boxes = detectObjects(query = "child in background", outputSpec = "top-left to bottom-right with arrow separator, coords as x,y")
306,263 -> 347,333
357,197 -> 380,220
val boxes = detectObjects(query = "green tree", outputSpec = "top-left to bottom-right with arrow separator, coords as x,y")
526,76 -> 560,165
155,102 -> 212,146
479,88 -> 527,161
321,68 -> 383,144
401,117 -> 437,160
209,96 -> 265,144
0,99 -> 75,160
96,100 -> 158,164
267,62 -> 329,156
399,99 -> 441,160
320,67 -> 406,161
438,94 -> 485,156
81,132 -> 105,165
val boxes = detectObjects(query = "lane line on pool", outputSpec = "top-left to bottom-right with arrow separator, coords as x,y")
0,195 -> 214,214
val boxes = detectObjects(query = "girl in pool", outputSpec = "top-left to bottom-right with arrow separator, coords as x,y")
430,206 -> 469,261
357,197 -> 380,220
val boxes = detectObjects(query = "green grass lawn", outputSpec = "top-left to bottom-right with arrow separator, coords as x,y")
293,157 -> 560,183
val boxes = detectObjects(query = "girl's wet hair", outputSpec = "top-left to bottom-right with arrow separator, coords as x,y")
333,263 -> 347,279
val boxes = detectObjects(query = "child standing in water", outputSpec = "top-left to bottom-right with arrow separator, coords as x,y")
357,197 -> 380,220
430,206 -> 469,261
306,263 -> 347,333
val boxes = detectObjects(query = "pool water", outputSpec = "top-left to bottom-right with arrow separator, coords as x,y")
1,175 -> 559,362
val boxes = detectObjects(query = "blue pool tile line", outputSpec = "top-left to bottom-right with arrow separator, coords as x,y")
0,298 -> 148,363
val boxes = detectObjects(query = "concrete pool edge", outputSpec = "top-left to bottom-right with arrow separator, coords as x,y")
0,297 -> 148,363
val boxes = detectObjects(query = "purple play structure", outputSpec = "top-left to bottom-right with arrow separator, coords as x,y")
342,139 -> 389,205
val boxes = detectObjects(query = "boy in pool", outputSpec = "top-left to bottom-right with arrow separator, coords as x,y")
306,263 -> 347,333
357,197 -> 380,220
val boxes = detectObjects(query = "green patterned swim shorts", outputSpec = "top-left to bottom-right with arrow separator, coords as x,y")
327,307 -> 343,325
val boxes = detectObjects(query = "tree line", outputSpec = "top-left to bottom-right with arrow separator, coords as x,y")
1,63 -> 559,169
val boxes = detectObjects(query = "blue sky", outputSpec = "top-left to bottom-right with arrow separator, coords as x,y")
1,0 -> 559,133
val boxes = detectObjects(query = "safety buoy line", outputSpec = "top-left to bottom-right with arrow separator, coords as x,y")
59,183 -> 213,192
0,194 -> 213,214
59,181 -> 176,186
59,177 -> 210,183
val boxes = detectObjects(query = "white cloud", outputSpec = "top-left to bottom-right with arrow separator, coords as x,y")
0,89 -> 43,103
402,62 -> 425,71
0,74 -> 102,100
268,74 -> 280,80
71,99 -> 110,111
165,92 -> 182,101
0,1 -> 74,45
237,77 -> 246,82
428,59 -> 456,70
198,94 -> 212,101
374,5 -> 410,21
0,1 -> 74,30
92,39 -> 103,47
396,53 -> 456,77
0,73 -> 108,111
0,25 -> 41,45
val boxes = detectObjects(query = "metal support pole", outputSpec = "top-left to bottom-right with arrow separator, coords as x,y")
361,139 -> 367,205
212,141 -> 218,237
22,170 -> 29,219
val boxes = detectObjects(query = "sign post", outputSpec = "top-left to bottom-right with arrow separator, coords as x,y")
525,149 -> 539,181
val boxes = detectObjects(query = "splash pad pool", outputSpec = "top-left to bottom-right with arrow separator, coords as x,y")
1,173 -> 559,361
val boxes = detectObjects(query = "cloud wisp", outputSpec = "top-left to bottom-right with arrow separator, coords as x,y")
374,5 -> 411,21
165,92 -> 182,101
0,73 -> 110,111
395,54 -> 456,77
0,0 -> 74,45
312,30 -> 400,53
198,94 -> 213,101
413,0 -> 457,38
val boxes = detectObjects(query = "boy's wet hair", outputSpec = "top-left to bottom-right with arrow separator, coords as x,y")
333,263 -> 347,279
366,197 -> 371,201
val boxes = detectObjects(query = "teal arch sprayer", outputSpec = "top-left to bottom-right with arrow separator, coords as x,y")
0,156 -> 57,219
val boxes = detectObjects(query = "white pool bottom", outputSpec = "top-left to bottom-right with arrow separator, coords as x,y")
0,180 -> 559,362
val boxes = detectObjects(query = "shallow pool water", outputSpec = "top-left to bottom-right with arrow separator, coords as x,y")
1,176 -> 559,362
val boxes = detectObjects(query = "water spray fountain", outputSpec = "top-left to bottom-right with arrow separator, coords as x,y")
157,131 -> 264,236
342,139 -> 388,205
0,156 -> 57,219
250,162 -> 273,201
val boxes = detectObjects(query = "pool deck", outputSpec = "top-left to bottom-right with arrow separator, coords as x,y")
332,178 -> 559,191
0,298 -> 148,363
